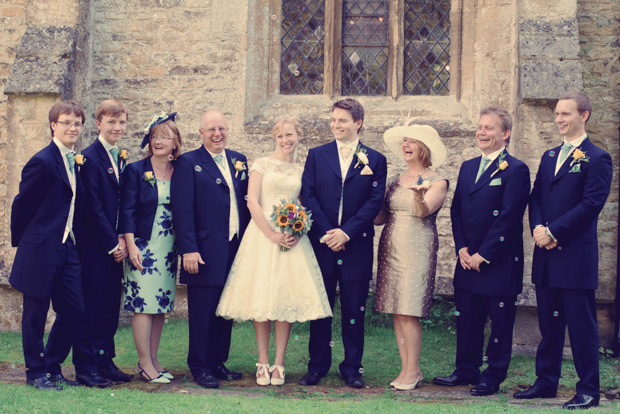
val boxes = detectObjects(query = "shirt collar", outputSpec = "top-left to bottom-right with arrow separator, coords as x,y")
481,147 -> 504,163
338,138 -> 359,152
206,148 -> 227,160
53,137 -> 73,155
98,135 -> 117,152
564,133 -> 587,148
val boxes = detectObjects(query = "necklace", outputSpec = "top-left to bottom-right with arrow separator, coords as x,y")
153,161 -> 171,180
405,167 -> 429,184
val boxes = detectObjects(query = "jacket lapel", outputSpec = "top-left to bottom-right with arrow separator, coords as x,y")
51,142 -> 72,191
226,154 -> 240,190
469,150 -> 504,194
552,138 -> 590,183
345,142 -> 364,182
142,157 -> 158,193
199,146 -> 228,188
321,141 -> 342,180
94,139 -> 119,186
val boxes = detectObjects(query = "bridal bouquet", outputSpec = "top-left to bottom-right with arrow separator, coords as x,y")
270,199 -> 313,251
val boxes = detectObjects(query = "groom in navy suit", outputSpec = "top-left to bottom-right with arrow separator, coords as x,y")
434,107 -> 530,396
74,100 -> 132,383
172,110 -> 250,388
10,101 -> 108,390
300,98 -> 387,388
515,91 -> 612,410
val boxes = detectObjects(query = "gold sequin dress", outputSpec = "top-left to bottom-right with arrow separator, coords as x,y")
374,175 -> 446,317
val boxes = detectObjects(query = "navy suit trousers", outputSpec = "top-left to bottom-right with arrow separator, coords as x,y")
454,288 -> 517,386
21,239 -> 87,380
307,262 -> 369,379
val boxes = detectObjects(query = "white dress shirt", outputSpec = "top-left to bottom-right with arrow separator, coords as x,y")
207,148 -> 239,241
555,133 -> 587,175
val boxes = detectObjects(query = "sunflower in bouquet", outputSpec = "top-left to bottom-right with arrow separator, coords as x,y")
270,199 -> 313,251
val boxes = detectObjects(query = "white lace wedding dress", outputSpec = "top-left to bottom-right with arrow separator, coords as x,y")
216,157 -> 332,322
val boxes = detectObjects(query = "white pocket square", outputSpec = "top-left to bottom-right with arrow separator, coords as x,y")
489,178 -> 502,186
360,165 -> 373,175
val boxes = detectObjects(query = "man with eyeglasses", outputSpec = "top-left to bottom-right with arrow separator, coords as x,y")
171,110 -> 250,388
73,100 -> 133,385
10,101 -> 108,390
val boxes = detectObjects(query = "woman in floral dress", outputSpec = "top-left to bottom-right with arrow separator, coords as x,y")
119,113 -> 182,383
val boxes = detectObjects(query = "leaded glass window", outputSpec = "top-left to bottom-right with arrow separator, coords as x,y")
403,0 -> 450,95
341,0 -> 389,96
280,0 -> 326,94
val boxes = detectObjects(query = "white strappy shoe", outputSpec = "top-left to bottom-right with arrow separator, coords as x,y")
269,365 -> 285,386
256,363 -> 270,386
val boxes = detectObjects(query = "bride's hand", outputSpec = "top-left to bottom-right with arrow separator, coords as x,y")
284,234 -> 300,250
269,230 -> 289,248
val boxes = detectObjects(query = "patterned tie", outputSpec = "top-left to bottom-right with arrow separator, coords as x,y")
340,146 -> 352,161
110,147 -> 119,165
558,142 -> 573,165
214,154 -> 224,168
66,152 -> 75,173
475,156 -> 490,183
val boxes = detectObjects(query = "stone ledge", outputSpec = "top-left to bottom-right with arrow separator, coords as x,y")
15,26 -> 76,57
4,56 -> 72,95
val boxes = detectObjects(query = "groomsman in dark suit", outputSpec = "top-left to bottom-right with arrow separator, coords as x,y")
300,98 -> 387,388
74,100 -> 132,383
515,91 -> 612,410
434,107 -> 530,396
171,110 -> 250,388
10,101 -> 108,389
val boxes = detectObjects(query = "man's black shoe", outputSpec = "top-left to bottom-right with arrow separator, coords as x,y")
195,372 -> 219,388
470,382 -> 499,396
513,384 -> 557,399
26,376 -> 63,391
99,364 -> 133,382
563,394 -> 599,410
76,372 -> 112,388
298,372 -> 322,386
49,373 -> 80,387
433,374 -> 478,386
344,376 -> 365,389
211,364 -> 242,381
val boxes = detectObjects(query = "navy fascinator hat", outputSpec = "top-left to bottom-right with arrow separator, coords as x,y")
141,112 -> 177,149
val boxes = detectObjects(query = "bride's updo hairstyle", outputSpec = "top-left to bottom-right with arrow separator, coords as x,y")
272,117 -> 303,139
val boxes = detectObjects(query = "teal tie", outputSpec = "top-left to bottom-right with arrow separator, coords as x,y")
110,147 -> 119,165
66,152 -> 75,173
214,154 -> 224,168
475,156 -> 490,183
558,142 -> 573,165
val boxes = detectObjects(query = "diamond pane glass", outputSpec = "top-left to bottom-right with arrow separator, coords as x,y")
404,0 -> 450,95
281,0 -> 325,94
341,0 -> 389,96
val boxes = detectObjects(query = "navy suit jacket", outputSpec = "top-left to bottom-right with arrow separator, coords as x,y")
301,140 -> 387,281
171,146 -> 250,287
77,139 -> 123,287
529,137 -> 612,289
10,141 -> 84,298
118,157 -> 160,240
451,150 -> 530,296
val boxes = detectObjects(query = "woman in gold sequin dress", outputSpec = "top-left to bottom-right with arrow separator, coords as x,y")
374,123 -> 448,391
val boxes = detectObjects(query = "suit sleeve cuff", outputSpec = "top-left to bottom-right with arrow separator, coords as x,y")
108,243 -> 119,255
545,227 -> 557,242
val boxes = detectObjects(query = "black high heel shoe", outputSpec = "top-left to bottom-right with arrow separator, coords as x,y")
136,364 -> 170,384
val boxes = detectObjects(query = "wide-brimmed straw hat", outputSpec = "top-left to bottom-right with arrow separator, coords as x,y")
383,121 -> 447,167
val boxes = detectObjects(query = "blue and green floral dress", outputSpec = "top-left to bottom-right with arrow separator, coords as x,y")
123,180 -> 177,314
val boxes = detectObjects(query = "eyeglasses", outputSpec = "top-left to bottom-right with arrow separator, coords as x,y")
56,121 -> 83,129
150,136 -> 175,142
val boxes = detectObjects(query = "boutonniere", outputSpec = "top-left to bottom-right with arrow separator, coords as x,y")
490,153 -> 508,178
74,154 -> 86,166
231,157 -> 247,180
569,148 -> 589,167
143,171 -> 156,187
354,146 -> 373,175
119,149 -> 128,161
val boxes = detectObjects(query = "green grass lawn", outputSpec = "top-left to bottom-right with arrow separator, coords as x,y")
0,296 -> 619,413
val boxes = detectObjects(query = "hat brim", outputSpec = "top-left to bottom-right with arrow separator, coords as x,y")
383,125 -> 447,167
141,112 -> 177,149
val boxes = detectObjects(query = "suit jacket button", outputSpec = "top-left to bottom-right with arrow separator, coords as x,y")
362,233 -> 367,237
557,246 -> 562,251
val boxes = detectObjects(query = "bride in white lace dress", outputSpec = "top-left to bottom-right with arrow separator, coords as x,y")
216,117 -> 331,386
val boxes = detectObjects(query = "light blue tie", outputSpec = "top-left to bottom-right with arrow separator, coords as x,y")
110,147 -> 119,165
475,156 -> 490,183
558,142 -> 573,165
66,152 -> 75,173
214,154 -> 224,168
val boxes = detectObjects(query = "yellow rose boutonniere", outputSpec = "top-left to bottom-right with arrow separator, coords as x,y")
120,149 -> 128,160
231,157 -> 247,180
143,171 -> 156,187
570,148 -> 589,166
490,154 -> 508,178
74,154 -> 85,166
